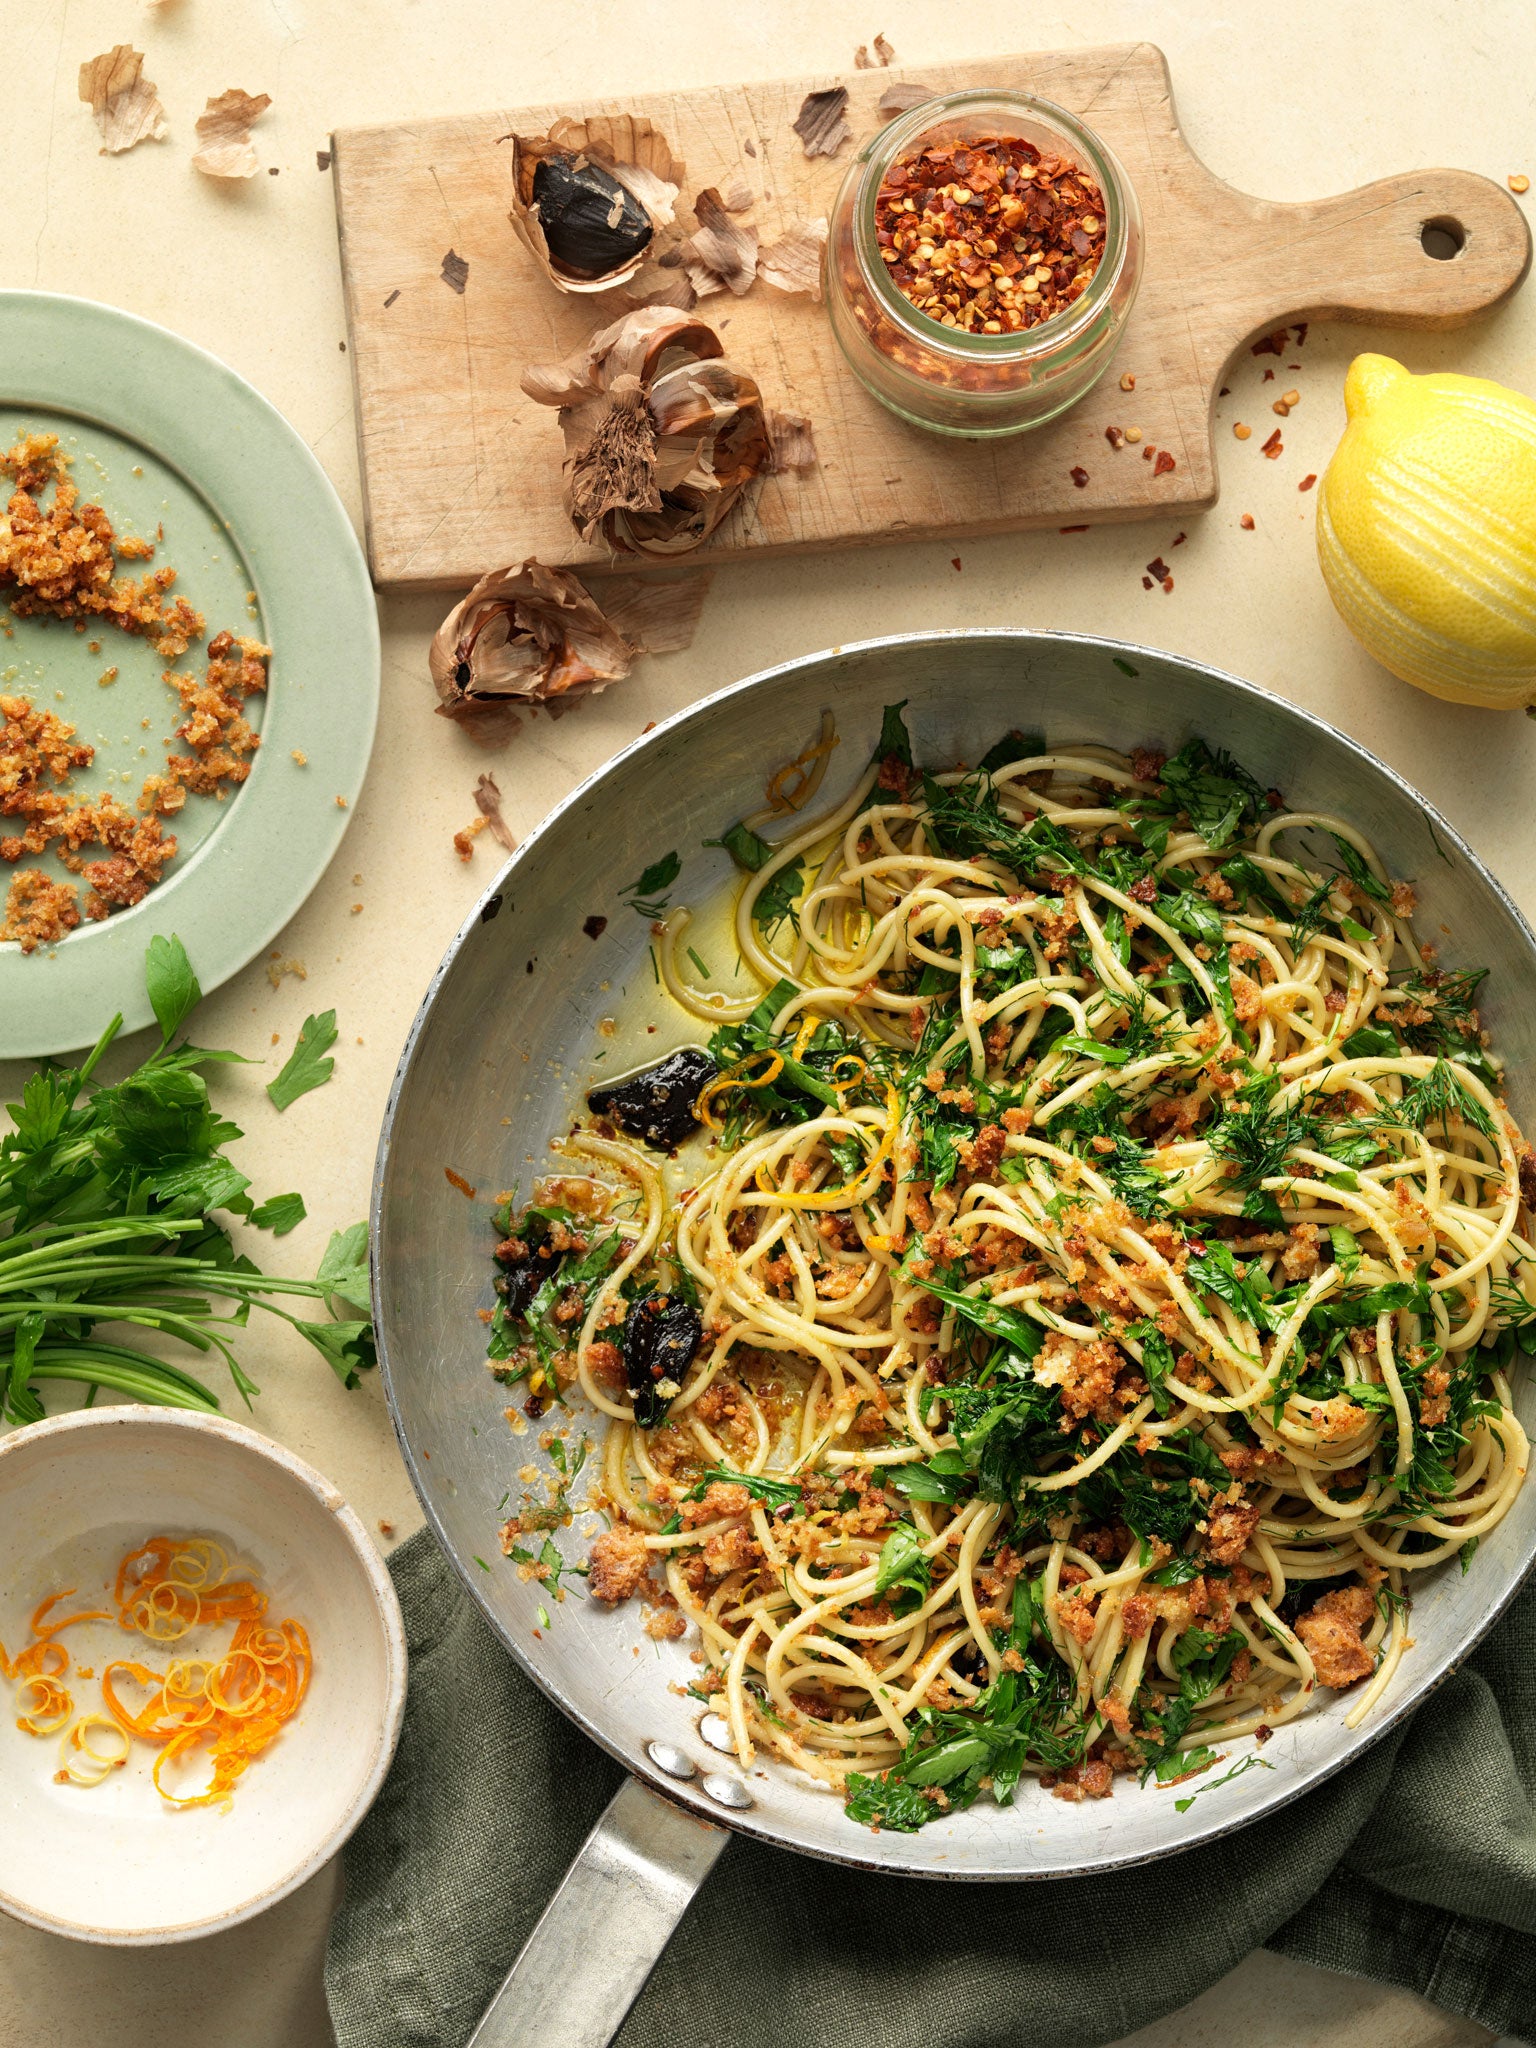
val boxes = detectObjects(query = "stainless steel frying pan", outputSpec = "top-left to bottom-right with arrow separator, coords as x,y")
372,630 -> 1536,2048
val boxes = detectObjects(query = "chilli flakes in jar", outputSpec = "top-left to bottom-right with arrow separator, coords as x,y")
873,134 -> 1106,335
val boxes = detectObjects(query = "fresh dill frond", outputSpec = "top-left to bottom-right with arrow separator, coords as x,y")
1329,834 -> 1393,905
921,773 -> 1092,881
1489,1268 -> 1536,1327
1288,876 -> 1336,949
1211,1094 -> 1318,1193
1097,1138 -> 1177,1221
1396,1058 -> 1495,1141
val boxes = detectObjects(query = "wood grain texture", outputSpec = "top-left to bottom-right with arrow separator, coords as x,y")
331,44 -> 1530,591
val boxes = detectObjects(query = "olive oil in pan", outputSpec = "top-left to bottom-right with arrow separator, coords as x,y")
581,875 -> 756,1109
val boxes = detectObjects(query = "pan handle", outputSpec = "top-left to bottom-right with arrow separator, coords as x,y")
467,1773 -> 730,2048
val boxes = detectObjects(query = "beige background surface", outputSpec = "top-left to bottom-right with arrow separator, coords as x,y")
4,0 -> 1533,2042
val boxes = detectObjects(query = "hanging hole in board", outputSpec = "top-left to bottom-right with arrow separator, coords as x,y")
1420,217 -> 1466,261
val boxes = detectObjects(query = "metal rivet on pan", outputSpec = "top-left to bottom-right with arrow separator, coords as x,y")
701,1772 -> 753,1810
698,1712 -> 734,1755
646,1741 -> 697,1781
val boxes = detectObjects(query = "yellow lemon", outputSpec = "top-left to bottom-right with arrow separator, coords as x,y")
1316,353 -> 1536,709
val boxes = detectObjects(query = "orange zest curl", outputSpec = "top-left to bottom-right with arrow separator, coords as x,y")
764,728 -> 840,816
16,1674 -> 73,1735
30,1589 -> 114,1638
12,1535 -> 310,1811
695,1050 -> 787,1132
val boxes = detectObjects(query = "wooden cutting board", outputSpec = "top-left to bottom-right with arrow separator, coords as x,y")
330,43 -> 1530,592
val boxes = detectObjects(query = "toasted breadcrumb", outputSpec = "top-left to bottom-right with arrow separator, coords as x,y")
0,434 -> 201,655
587,1525 -> 651,1603
0,436 -> 270,952
0,868 -> 81,951
1296,1585 -> 1377,1689
454,815 -> 488,861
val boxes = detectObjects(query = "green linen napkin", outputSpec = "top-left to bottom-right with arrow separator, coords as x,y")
326,1528 -> 1536,2048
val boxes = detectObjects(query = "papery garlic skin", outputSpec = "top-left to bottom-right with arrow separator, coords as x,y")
521,308 -> 775,559
427,559 -> 636,742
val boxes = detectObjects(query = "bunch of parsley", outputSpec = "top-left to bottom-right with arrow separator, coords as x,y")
0,936 -> 373,1424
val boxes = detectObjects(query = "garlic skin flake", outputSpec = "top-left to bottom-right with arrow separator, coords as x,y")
678,187 -> 758,299
192,88 -> 272,179
792,87 -> 852,159
78,47 -> 168,155
757,217 -> 828,301
508,116 -> 685,295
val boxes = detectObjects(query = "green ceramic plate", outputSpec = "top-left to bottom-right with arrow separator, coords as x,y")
0,292 -> 378,1057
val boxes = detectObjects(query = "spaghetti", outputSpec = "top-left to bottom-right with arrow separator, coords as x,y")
491,708 -> 1536,1831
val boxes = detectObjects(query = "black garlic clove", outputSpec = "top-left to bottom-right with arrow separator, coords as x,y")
532,155 -> 653,280
493,1215 -> 561,1319
621,1292 -> 702,1428
588,1046 -> 717,1149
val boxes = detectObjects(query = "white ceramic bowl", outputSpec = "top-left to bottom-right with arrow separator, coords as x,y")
0,1408 -> 406,1943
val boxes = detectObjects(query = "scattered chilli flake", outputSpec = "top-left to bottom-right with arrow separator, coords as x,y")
1070,466 -> 1089,488
1251,328 -> 1289,357
1240,513 -> 1255,530
440,249 -> 469,294
1299,474 -> 1318,492
1154,449 -> 1176,476
1233,422 -> 1251,440
1105,425 -> 1126,451
1059,524 -> 1089,533
1171,531 -> 1187,547
445,1168 -> 477,1199
1119,371 -> 1136,391
950,556 -> 963,572
1261,429 -> 1284,458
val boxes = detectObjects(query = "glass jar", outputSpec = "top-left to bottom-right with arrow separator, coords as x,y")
824,89 -> 1143,438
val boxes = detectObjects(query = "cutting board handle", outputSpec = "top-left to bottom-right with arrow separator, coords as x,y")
1198,167 -> 1531,375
